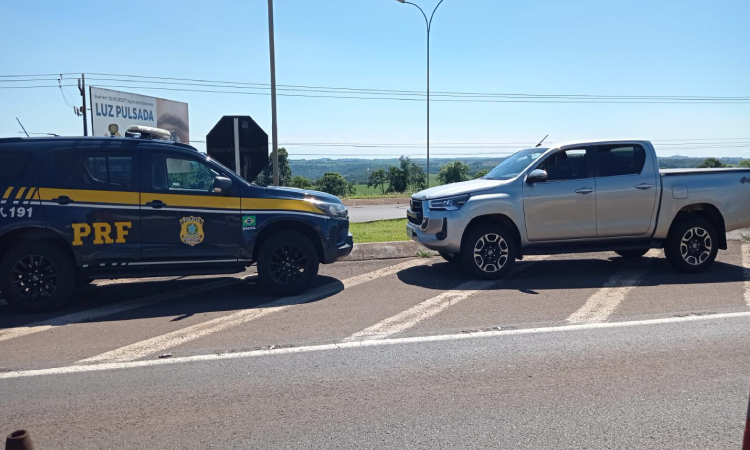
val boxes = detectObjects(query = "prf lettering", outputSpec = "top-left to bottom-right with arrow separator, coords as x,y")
72,222 -> 132,246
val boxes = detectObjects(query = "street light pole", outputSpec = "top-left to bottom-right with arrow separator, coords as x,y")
268,0 -> 280,186
396,0 -> 445,189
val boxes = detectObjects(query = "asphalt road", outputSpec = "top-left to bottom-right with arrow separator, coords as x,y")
347,203 -> 408,222
1,242 -> 749,448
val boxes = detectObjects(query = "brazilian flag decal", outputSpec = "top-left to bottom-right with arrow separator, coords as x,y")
242,215 -> 257,230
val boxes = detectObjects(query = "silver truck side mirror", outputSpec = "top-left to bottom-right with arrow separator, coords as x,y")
526,169 -> 548,184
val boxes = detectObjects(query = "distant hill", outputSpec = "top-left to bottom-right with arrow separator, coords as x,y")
289,156 -> 746,184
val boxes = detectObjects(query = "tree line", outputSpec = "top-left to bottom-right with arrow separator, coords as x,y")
256,150 -> 750,198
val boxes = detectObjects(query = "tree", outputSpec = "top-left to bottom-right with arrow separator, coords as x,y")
256,147 -> 292,186
739,160 -> 750,168
474,169 -> 490,179
386,156 -> 427,193
315,172 -> 356,197
387,165 -> 406,193
290,175 -> 313,189
367,168 -> 388,194
697,157 -> 725,168
438,161 -> 471,184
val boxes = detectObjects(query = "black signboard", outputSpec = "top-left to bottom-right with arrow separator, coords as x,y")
206,116 -> 268,183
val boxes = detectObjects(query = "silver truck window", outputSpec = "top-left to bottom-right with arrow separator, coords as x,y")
597,145 -> 646,177
542,149 -> 588,181
484,150 -> 544,180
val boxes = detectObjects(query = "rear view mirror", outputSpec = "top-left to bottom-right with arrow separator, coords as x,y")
526,169 -> 548,184
212,176 -> 233,195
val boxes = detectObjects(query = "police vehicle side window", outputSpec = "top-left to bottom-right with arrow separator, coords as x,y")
0,151 -> 31,182
151,154 -> 220,193
52,149 -> 134,189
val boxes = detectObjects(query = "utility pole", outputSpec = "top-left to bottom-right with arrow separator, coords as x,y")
268,0 -> 280,186
78,73 -> 88,136
395,0 -> 445,188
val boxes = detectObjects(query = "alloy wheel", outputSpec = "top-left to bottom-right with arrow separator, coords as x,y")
680,227 -> 712,266
11,255 -> 58,301
473,233 -> 509,273
269,244 -> 308,285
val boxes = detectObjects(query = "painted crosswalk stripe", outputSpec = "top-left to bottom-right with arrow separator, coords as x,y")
742,244 -> 750,308
0,279 -> 239,344
77,258 -> 431,365
566,250 -> 661,324
346,256 -> 550,341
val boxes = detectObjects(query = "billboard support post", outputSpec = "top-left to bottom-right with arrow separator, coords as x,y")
233,118 -> 241,176
78,74 -> 88,136
268,0 -> 279,186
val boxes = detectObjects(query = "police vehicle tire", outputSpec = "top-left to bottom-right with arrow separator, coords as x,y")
0,242 -> 75,313
615,249 -> 649,258
665,217 -> 718,273
257,231 -> 320,296
439,252 -> 462,265
460,223 -> 516,280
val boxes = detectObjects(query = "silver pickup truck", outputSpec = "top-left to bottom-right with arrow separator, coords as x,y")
407,140 -> 750,279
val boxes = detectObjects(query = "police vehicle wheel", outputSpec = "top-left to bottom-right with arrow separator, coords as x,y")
665,217 -> 718,273
461,223 -> 517,280
257,231 -> 320,296
0,242 -> 75,313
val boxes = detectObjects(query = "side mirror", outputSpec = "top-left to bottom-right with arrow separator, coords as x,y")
212,176 -> 233,195
526,169 -> 548,184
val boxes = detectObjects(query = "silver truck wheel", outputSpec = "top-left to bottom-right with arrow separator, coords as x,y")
665,217 -> 718,274
473,233 -> 509,273
679,227 -> 712,266
461,224 -> 516,280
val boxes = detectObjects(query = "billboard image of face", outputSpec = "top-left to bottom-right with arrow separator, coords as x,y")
90,87 -> 189,143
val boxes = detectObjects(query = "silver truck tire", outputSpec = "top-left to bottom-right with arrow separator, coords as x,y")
460,224 -> 516,280
665,217 -> 718,273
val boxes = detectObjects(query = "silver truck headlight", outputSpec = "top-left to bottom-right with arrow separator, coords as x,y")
309,200 -> 348,219
429,194 -> 470,211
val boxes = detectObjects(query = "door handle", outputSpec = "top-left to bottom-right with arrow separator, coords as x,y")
575,188 -> 594,194
635,183 -> 653,190
51,195 -> 72,205
145,200 -> 166,209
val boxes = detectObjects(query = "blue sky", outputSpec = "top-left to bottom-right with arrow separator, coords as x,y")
1,0 -> 748,159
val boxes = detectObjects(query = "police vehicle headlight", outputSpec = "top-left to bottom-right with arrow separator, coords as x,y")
310,200 -> 348,219
429,194 -> 470,211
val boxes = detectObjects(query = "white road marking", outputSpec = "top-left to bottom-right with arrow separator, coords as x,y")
346,256 -> 550,341
77,258 -> 431,365
0,279 -> 239,344
742,244 -> 750,308
3,310 -> 750,380
566,250 -> 661,324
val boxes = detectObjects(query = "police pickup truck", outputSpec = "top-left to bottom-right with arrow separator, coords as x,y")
0,136 -> 353,312
408,140 -> 750,279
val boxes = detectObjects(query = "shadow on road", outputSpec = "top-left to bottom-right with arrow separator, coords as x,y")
398,255 -> 748,292
0,275 -> 344,330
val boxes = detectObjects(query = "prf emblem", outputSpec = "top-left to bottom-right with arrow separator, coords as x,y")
72,222 -> 131,246
180,216 -> 205,246
741,177 -> 749,184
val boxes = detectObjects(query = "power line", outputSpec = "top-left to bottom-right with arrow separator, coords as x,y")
82,72 -> 750,101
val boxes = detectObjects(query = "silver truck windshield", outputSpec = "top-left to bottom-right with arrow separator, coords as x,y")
484,149 -> 545,180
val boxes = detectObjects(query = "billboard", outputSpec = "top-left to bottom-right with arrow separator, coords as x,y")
90,87 -> 190,143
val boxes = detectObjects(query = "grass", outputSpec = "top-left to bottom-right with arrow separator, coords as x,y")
349,218 -> 409,244
348,174 -> 443,199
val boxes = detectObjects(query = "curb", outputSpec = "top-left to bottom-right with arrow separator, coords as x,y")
342,241 -> 437,261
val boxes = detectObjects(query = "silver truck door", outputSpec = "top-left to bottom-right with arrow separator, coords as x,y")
523,147 -> 597,241
594,143 -> 658,237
